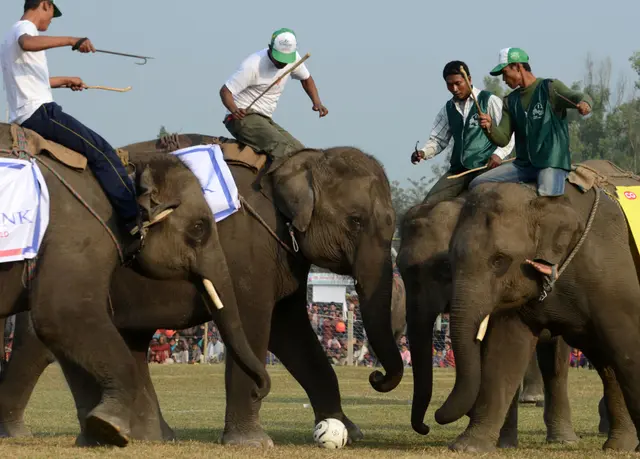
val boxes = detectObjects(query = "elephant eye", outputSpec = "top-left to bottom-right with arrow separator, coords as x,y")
489,253 -> 512,277
187,219 -> 209,244
348,216 -> 362,229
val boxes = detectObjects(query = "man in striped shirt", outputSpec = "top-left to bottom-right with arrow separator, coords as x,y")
411,61 -> 515,207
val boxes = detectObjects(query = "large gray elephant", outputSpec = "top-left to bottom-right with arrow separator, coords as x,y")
435,175 -> 640,452
0,135 -> 403,447
0,124 -> 269,447
397,195 -> 577,448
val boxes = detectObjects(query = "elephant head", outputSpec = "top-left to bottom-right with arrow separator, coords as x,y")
397,197 -> 465,435
435,183 -> 583,425
127,153 -> 270,401
272,147 -> 403,392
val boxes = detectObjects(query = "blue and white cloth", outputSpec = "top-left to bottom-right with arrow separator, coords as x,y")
170,144 -> 241,222
0,158 -> 49,263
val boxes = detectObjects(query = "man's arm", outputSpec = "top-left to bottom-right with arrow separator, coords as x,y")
49,76 -> 84,90
18,34 -> 94,53
549,80 -> 593,114
487,95 -> 515,159
219,84 -> 245,120
479,96 -> 514,147
300,76 -> 328,117
419,106 -> 452,159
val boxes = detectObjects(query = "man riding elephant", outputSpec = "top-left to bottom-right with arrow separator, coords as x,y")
471,47 -> 593,198
411,60 -> 514,207
219,28 -> 328,159
0,0 -> 143,258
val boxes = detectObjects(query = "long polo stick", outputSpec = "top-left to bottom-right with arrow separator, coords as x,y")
460,65 -> 490,134
246,53 -> 311,111
85,85 -> 132,92
447,158 -> 515,179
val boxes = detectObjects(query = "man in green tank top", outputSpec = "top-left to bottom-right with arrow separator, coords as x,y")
469,48 -> 592,196
411,60 -> 514,207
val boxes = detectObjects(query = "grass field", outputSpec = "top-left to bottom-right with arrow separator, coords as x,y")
0,363 -> 629,458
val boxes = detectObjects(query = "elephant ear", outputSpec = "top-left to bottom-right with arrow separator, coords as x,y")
530,196 -> 583,268
272,166 -> 315,232
137,165 -> 182,224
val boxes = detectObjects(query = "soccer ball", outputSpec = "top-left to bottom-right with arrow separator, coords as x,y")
313,418 -> 348,449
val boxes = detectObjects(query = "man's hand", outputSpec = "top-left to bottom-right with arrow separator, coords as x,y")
486,154 -> 502,169
71,37 -> 96,53
65,77 -> 86,91
411,150 -> 425,165
312,103 -> 328,118
231,108 -> 247,121
576,101 -> 592,116
479,113 -> 493,130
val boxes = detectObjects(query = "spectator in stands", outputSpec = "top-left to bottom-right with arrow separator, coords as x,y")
570,348 -> 587,368
149,336 -> 171,364
173,340 -> 189,363
189,341 -> 202,364
401,345 -> 411,367
207,335 -> 225,363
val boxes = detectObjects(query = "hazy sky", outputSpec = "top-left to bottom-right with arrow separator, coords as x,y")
1,0 -> 638,186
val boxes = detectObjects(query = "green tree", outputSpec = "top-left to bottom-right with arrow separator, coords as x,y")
482,76 -> 511,98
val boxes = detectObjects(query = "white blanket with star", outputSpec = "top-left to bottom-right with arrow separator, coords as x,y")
170,144 -> 241,222
0,158 -> 49,263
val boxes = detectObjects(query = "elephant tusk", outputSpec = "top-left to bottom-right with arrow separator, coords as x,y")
476,315 -> 490,341
203,279 -> 224,310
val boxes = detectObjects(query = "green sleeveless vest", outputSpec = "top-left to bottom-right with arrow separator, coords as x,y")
447,90 -> 498,173
508,79 -> 571,171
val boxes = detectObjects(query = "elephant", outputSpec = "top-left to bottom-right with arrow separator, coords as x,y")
0,135 -> 403,447
434,177 -> 640,452
0,124 -> 269,447
397,194 -> 578,449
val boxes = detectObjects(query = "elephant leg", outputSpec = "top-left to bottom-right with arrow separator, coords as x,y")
220,294 -> 272,447
30,275 -> 137,447
0,311 -> 55,438
121,330 -> 175,442
520,351 -> 544,404
268,292 -> 363,444
599,395 -> 610,434
536,337 -> 578,444
497,386 -> 520,448
587,353 -> 638,451
449,315 -> 536,453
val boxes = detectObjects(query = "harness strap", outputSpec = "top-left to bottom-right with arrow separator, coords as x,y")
238,196 -> 298,257
538,186 -> 601,301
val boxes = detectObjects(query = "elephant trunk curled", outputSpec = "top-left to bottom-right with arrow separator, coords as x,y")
355,247 -> 404,393
434,284 -> 486,425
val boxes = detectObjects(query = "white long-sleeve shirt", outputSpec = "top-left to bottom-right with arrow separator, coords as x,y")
419,87 -> 515,161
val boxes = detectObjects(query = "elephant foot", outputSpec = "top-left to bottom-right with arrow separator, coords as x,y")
449,434 -> 497,453
221,428 -> 274,448
84,406 -> 130,448
341,416 -> 364,445
161,419 -> 176,442
519,392 -> 544,404
604,435 -> 638,452
497,430 -> 518,449
547,431 -> 579,444
0,419 -> 32,438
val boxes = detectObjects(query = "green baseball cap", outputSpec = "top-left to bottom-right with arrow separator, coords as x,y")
490,47 -> 529,76
269,28 -> 298,64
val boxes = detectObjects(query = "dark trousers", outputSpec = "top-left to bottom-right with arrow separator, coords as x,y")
21,103 -> 139,226
421,169 -> 482,208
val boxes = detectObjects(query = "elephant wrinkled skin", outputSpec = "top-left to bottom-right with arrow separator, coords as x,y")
0,131 -> 269,447
438,182 -> 640,452
397,195 -> 577,449
0,141 -> 403,447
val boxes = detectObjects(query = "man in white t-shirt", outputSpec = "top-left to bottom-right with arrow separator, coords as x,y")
0,0 -> 143,258
219,28 -> 328,160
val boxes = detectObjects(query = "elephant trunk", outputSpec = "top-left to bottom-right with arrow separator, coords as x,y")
355,247 -> 403,393
434,284 -> 488,425
407,305 -> 439,435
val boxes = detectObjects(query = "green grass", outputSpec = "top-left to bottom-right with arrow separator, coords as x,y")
0,363 -> 631,458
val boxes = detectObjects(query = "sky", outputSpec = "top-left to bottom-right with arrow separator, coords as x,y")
1,0 -> 639,187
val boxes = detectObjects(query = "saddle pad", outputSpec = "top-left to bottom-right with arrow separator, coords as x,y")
0,158 -> 49,263
614,186 -> 640,252
170,144 -> 241,222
